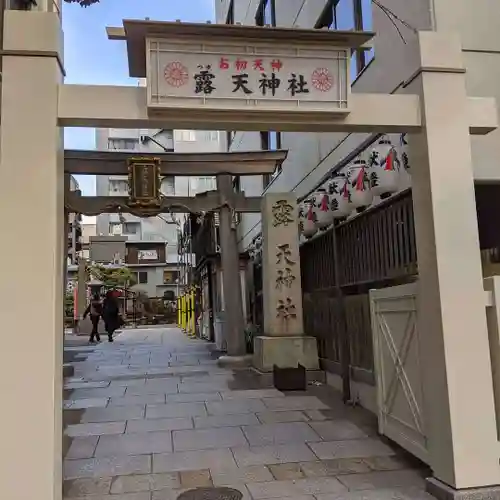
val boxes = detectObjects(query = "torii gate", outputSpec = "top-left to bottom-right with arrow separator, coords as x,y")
1,9 -> 500,500
63,148 -> 287,356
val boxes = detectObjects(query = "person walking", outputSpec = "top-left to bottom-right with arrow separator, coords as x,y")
102,290 -> 122,342
83,293 -> 103,343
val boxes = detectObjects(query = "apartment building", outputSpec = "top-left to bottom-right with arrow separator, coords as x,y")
94,125 -> 222,297
215,0 -> 500,249
67,175 -> 82,266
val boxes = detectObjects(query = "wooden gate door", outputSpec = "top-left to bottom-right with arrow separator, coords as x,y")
369,283 -> 429,464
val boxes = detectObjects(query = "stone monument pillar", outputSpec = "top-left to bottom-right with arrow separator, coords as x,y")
253,193 -> 319,372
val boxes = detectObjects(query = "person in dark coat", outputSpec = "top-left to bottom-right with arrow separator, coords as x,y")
83,293 -> 103,343
102,290 -> 122,342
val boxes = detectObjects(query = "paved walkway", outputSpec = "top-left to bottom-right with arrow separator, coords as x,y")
63,327 -> 432,500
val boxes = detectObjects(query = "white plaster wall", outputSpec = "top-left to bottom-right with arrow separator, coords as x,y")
219,0 -> 432,248
430,0 -> 500,181
94,127 -> 221,240
215,0 -> 230,23
130,265 -> 180,298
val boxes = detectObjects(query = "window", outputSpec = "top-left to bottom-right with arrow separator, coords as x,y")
123,223 -> 139,235
226,0 -> 234,24
109,223 -> 122,235
261,131 -> 283,188
108,179 -> 128,195
161,176 -> 175,196
110,222 -> 140,237
232,176 -> 241,193
190,177 -> 216,195
138,271 -> 148,284
226,131 -> 235,150
199,131 -> 219,142
176,130 -> 197,142
360,0 -> 375,66
107,138 -> 139,150
269,131 -> 282,151
163,270 -> 180,284
315,0 -> 374,81
255,0 -> 276,27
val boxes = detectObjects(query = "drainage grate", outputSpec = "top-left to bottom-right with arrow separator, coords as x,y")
176,487 -> 243,500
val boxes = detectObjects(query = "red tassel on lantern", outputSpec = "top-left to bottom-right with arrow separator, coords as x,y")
320,194 -> 329,211
342,181 -> 349,199
355,168 -> 365,191
307,205 -> 315,220
384,149 -> 394,171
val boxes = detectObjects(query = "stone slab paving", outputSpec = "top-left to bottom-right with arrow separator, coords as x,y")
63,326 -> 433,500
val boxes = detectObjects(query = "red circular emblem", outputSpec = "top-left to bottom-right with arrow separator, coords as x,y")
164,61 -> 189,88
311,68 -> 333,92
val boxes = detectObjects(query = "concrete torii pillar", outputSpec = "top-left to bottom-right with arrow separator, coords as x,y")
0,9 -> 65,500
407,32 -> 500,497
216,174 -> 247,361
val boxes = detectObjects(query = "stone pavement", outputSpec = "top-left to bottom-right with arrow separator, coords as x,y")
63,327 -> 433,500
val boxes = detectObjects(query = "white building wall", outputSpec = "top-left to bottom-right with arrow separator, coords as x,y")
219,0 -> 432,248
219,0 -> 500,249
95,126 -> 220,243
129,266 -> 179,298
430,0 -> 500,181
95,117 -> 222,283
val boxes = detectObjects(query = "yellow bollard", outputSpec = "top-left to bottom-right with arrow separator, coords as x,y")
187,293 -> 192,335
184,295 -> 188,332
187,291 -> 194,337
186,292 -> 190,335
185,293 -> 190,334
177,297 -> 181,328
190,291 -> 196,337
181,295 -> 186,331
188,292 -> 195,337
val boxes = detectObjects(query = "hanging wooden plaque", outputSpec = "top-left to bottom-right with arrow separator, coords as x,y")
127,157 -> 162,209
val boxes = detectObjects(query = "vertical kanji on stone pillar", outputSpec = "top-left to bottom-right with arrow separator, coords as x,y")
254,193 -> 319,372
262,194 -> 304,336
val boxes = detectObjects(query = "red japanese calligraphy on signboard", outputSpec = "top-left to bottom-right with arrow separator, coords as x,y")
159,52 -> 343,105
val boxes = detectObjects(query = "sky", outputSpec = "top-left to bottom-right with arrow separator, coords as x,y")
63,0 -> 215,195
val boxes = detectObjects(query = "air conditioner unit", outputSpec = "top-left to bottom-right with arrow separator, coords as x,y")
111,224 -> 123,235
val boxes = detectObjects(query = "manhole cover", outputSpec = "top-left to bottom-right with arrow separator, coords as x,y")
176,487 -> 243,500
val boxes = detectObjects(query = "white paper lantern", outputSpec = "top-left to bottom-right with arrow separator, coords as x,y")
368,138 -> 400,199
400,133 -> 411,173
247,242 -> 256,260
299,200 -> 318,239
347,159 -> 373,212
254,235 -> 262,263
313,187 -> 333,229
328,173 -> 351,219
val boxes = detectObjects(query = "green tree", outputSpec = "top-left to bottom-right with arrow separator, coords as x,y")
89,264 -> 137,289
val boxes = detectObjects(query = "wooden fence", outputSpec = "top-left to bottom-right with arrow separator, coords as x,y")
249,184 -> 500,391
300,189 -> 418,385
